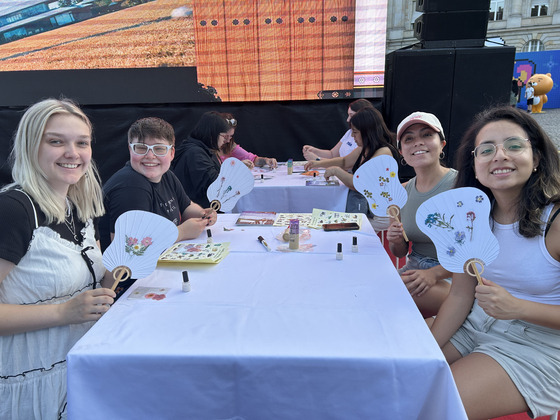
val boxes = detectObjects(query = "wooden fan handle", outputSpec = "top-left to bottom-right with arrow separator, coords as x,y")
387,206 -> 409,242
210,200 -> 221,212
110,266 -> 132,291
465,258 -> 484,286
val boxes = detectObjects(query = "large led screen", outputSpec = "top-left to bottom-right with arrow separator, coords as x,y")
0,0 -> 387,105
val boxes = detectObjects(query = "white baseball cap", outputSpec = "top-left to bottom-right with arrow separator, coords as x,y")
396,111 -> 445,147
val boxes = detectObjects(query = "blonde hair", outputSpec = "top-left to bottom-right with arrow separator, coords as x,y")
7,98 -> 104,223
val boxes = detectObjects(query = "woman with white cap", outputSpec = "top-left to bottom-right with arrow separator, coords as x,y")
386,111 -> 457,318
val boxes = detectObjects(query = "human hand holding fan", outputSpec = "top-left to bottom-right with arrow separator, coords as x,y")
103,210 -> 179,291
353,155 -> 409,240
415,187 -> 500,285
207,157 -> 255,212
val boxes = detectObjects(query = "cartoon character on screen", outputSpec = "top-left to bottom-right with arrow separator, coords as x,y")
415,187 -> 499,284
353,155 -> 408,240
206,157 -> 255,212
527,73 -> 553,114
103,210 -> 178,292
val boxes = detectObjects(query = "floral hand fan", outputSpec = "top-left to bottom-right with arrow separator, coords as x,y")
207,157 -> 255,212
415,187 -> 500,285
353,155 -> 409,240
103,210 -> 179,290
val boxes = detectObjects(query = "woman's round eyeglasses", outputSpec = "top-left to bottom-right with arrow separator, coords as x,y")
129,143 -> 173,156
472,137 -> 530,162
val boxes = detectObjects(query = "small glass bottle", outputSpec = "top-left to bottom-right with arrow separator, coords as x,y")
287,158 -> 293,175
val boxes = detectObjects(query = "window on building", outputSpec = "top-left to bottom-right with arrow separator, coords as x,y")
523,39 -> 545,52
531,2 -> 548,16
489,1 -> 504,21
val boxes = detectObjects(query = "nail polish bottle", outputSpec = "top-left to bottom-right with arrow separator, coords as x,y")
207,229 -> 213,244
182,271 -> 191,292
352,236 -> 358,253
336,243 -> 343,260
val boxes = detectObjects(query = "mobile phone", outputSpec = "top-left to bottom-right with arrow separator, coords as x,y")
323,222 -> 360,231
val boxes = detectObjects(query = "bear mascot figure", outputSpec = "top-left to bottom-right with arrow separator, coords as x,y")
527,73 -> 553,113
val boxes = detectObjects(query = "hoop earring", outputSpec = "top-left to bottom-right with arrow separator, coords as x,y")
400,158 -> 407,166
439,151 -> 445,160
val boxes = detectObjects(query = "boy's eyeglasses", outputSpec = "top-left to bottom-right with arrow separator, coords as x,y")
129,143 -> 173,156
225,118 -> 237,127
472,137 -> 530,162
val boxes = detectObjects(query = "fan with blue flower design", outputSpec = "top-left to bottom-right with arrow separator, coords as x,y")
415,187 -> 500,285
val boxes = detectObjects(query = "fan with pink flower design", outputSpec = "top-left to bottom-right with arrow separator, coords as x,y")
103,210 -> 178,290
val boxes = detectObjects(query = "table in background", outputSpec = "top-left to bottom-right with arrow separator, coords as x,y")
232,162 -> 349,213
67,214 -> 467,420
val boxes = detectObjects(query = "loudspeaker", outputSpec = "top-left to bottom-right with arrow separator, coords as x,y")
383,46 -> 516,180
416,0 -> 490,13
414,11 -> 489,48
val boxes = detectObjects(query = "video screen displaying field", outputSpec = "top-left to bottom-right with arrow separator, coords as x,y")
0,0 -> 387,102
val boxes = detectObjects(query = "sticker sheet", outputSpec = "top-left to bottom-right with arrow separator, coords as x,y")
158,242 -> 230,264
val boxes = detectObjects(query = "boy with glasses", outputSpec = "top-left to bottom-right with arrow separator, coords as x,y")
99,117 -> 217,260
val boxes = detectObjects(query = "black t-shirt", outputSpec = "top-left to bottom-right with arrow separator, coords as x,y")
99,163 -> 191,251
0,189 -> 87,265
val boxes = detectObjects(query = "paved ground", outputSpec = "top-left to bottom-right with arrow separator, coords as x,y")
529,107 -> 560,149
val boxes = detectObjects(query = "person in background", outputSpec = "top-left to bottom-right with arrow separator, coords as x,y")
525,81 -> 534,113
431,106 -> 560,419
302,98 -> 375,162
172,111 -> 229,208
218,113 -> 277,169
100,117 -> 217,295
0,98 -> 115,419
510,78 -> 519,107
305,107 -> 397,231
386,112 -> 456,318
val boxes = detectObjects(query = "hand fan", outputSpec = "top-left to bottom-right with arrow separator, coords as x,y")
415,187 -> 500,285
353,155 -> 409,240
103,210 -> 179,290
207,157 -> 255,212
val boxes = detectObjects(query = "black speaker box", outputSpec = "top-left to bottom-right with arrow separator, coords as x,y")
383,46 -> 516,180
416,0 -> 490,13
414,11 -> 489,48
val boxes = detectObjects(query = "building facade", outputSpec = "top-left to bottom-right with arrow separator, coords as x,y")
386,0 -> 560,53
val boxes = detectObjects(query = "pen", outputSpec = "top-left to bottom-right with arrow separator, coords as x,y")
257,235 -> 271,252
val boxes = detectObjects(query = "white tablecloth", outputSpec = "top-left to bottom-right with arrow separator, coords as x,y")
232,164 -> 349,213
67,214 -> 466,420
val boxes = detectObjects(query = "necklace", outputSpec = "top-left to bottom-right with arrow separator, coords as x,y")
65,198 -> 80,243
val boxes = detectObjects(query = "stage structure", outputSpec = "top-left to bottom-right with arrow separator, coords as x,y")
383,0 -> 515,179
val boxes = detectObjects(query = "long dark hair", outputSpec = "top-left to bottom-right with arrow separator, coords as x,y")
349,107 -> 397,164
189,111 -> 230,151
454,106 -> 560,237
